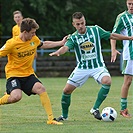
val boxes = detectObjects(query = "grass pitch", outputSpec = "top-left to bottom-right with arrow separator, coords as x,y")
0,77 -> 132,133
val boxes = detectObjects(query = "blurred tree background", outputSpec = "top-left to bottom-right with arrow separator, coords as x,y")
1,0 -> 126,48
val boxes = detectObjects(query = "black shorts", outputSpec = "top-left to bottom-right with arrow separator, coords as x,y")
6,74 -> 42,96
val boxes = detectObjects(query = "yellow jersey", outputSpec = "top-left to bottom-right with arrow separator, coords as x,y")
12,25 -> 20,37
0,36 -> 40,79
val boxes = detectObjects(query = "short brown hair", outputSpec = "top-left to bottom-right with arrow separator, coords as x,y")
72,12 -> 84,19
20,18 -> 39,32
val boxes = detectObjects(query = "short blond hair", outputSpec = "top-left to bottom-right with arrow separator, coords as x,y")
13,10 -> 23,16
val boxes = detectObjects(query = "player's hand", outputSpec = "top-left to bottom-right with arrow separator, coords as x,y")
61,35 -> 68,46
111,49 -> 121,62
49,51 -> 60,56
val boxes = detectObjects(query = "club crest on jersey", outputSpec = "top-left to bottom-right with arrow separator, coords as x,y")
80,41 -> 94,51
30,42 -> 34,46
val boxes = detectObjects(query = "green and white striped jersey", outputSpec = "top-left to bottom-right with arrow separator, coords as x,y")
65,25 -> 110,69
112,11 -> 133,60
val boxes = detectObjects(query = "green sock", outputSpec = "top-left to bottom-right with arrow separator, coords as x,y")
93,84 -> 110,109
121,98 -> 127,110
61,93 -> 71,118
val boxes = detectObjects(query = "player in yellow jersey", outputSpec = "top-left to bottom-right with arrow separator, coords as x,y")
12,10 -> 37,58
12,10 -> 38,68
0,18 -> 67,125
12,10 -> 23,37
12,11 -> 38,58
3,10 -> 23,95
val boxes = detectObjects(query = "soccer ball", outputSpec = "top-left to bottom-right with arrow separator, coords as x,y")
101,107 -> 117,122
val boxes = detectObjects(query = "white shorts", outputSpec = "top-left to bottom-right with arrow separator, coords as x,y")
122,60 -> 133,76
67,67 -> 110,87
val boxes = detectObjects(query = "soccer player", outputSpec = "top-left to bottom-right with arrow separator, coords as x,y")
0,18 -> 67,125
12,10 -> 37,58
12,10 -> 23,37
49,12 -> 133,121
110,0 -> 133,118
3,11 -> 23,95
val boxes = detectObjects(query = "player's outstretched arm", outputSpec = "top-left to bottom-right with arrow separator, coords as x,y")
40,36 -> 68,49
49,46 -> 69,56
110,33 -> 133,40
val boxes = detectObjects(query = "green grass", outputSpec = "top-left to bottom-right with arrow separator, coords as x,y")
0,77 -> 133,133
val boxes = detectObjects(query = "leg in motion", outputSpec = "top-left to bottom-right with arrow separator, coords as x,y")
56,83 -> 76,122
90,76 -> 111,120
32,82 -> 63,125
0,89 -> 22,105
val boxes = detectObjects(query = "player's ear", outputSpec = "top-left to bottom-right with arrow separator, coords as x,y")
72,22 -> 75,28
84,20 -> 86,25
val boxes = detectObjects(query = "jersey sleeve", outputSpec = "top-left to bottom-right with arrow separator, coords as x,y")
33,36 -> 41,47
112,18 -> 124,34
96,25 -> 111,40
65,35 -> 75,49
112,12 -> 125,34
0,39 -> 13,57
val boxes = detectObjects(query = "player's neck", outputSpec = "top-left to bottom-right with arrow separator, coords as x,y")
19,33 -> 27,42
17,23 -> 21,27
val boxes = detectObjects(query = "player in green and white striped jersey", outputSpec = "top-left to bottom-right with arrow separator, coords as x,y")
50,12 -> 133,121
111,0 -> 133,118
66,25 -> 110,69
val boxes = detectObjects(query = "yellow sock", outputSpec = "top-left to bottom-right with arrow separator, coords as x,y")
39,92 -> 54,121
0,94 -> 10,105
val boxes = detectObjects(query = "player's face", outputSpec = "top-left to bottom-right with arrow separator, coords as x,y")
24,28 -> 36,41
14,13 -> 23,25
72,16 -> 86,34
127,0 -> 133,14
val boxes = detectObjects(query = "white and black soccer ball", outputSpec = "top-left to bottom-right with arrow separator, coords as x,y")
101,107 -> 117,122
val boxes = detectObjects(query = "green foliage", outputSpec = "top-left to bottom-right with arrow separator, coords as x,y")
0,24 -> 2,36
1,0 -> 126,48
0,77 -> 132,133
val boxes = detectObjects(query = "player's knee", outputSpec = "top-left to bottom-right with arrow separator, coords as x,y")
101,76 -> 111,85
63,83 -> 76,94
126,76 -> 132,85
63,88 -> 74,94
63,90 -> 71,94
32,83 -> 46,94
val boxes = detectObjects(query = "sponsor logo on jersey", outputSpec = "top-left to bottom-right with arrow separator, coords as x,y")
81,53 -> 96,60
18,48 -> 35,57
80,41 -> 94,51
